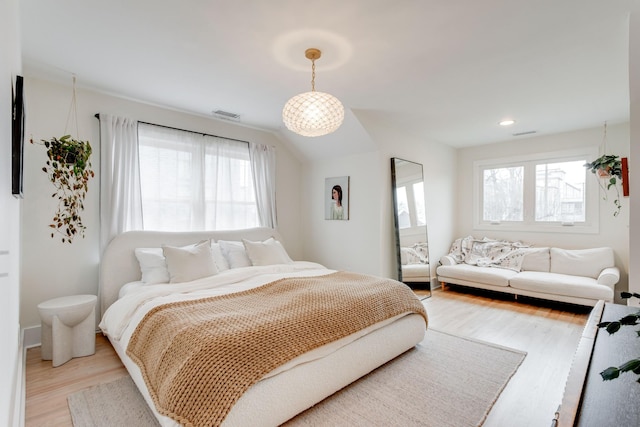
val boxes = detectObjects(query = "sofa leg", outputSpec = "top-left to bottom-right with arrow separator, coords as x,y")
440,282 -> 446,291
514,294 -> 518,300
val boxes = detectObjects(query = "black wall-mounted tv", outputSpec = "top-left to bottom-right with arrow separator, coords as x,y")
12,75 -> 24,198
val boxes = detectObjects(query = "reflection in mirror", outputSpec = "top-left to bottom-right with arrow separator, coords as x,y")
391,158 -> 430,298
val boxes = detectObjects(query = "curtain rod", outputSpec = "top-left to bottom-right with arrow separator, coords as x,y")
94,113 -> 250,145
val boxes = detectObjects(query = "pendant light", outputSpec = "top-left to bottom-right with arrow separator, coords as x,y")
282,48 -> 344,137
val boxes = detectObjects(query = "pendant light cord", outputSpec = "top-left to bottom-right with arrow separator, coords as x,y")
311,58 -> 316,92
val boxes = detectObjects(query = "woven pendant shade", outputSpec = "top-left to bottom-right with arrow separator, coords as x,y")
282,90 -> 344,137
282,48 -> 344,137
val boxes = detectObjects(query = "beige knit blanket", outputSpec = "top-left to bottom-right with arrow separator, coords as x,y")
126,271 -> 428,427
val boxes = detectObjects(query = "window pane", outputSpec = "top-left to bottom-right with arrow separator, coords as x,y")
412,181 -> 426,226
395,187 -> 411,229
535,160 -> 585,222
483,167 -> 523,221
138,124 -> 259,231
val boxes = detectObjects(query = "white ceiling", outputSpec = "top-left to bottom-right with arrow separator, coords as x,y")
19,0 -> 634,160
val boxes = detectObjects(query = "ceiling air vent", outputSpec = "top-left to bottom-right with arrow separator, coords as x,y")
212,110 -> 241,122
512,130 -> 537,136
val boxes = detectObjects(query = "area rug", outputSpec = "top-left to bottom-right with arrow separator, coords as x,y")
68,329 -> 526,427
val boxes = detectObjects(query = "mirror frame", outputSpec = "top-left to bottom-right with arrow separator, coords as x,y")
391,157 -> 431,297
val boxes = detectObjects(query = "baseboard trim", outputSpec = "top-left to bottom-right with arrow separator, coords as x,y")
22,326 -> 40,349
10,327 -> 26,427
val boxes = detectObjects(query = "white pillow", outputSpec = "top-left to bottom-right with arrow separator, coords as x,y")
218,240 -> 253,268
550,247 -> 614,279
134,248 -> 170,284
210,242 -> 230,272
162,240 -> 218,283
520,247 -> 550,272
243,238 -> 293,266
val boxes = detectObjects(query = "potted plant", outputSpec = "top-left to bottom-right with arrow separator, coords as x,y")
584,154 -> 622,217
32,134 -> 95,243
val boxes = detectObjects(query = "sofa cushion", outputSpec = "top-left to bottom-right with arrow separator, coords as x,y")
402,263 -> 430,280
520,248 -> 550,272
509,271 -> 613,301
550,247 -> 614,279
437,264 -> 517,287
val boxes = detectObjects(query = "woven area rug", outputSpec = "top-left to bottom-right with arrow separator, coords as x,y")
68,329 -> 525,427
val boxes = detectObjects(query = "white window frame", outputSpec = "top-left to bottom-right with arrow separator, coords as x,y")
473,148 -> 600,234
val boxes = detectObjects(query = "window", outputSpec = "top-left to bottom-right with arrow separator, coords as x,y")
535,161 -> 586,223
395,180 -> 426,230
138,123 -> 259,231
483,166 -> 524,222
475,149 -> 599,233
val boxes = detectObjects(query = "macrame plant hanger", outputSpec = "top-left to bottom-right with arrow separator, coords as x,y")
65,75 -> 81,139
597,121 -> 609,178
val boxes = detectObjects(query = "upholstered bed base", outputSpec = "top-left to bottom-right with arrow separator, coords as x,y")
109,313 -> 425,426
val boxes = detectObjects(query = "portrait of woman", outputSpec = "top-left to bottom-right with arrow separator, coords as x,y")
325,176 -> 349,220
331,185 -> 344,220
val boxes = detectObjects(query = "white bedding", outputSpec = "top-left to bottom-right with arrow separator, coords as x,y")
99,228 -> 427,426
101,261 -> 329,340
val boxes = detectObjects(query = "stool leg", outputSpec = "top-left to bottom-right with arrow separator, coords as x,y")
72,307 -> 96,358
52,316 -> 73,367
40,322 -> 53,361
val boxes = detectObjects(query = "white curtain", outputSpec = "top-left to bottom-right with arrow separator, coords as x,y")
137,124 -> 261,231
99,114 -> 142,252
249,143 -> 277,228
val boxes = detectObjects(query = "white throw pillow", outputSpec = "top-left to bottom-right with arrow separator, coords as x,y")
134,247 -> 170,284
520,247 -> 550,272
218,240 -> 253,268
210,242 -> 230,272
162,240 -> 218,283
243,238 -> 293,266
550,247 -> 614,279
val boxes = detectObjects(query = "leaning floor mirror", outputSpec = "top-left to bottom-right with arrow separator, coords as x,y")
391,157 -> 431,298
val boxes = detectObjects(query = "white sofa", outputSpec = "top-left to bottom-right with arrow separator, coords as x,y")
436,246 -> 619,306
400,243 -> 430,285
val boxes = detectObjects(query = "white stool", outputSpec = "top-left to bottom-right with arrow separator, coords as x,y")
37,294 -> 97,367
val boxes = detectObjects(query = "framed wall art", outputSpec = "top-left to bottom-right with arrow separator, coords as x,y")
325,176 -> 349,220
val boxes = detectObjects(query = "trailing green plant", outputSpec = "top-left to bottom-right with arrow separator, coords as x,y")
584,154 -> 623,217
597,292 -> 640,383
32,135 -> 95,243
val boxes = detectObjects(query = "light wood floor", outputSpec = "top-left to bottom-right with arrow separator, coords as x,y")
24,286 -> 589,427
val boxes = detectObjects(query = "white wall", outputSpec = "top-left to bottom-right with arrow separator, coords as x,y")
20,77 -> 302,330
629,8 -> 640,303
1,0 -> 23,424
301,110 -> 457,284
456,124 -> 630,298
302,150 -> 386,274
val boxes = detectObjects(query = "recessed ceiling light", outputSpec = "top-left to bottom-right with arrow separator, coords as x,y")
499,119 -> 516,126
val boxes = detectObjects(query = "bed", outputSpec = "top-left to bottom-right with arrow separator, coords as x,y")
98,227 -> 428,426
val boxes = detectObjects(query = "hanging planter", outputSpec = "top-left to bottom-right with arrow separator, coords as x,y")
33,135 -> 94,243
583,122 -> 627,217
31,76 -> 95,243
584,154 -> 622,180
584,154 -> 623,217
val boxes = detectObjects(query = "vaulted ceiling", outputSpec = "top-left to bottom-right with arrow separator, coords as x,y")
20,0 -> 634,160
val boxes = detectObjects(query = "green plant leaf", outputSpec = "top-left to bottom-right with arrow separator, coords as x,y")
620,315 -> 640,325
619,359 -> 640,373
601,367 -> 620,381
606,321 -> 621,334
